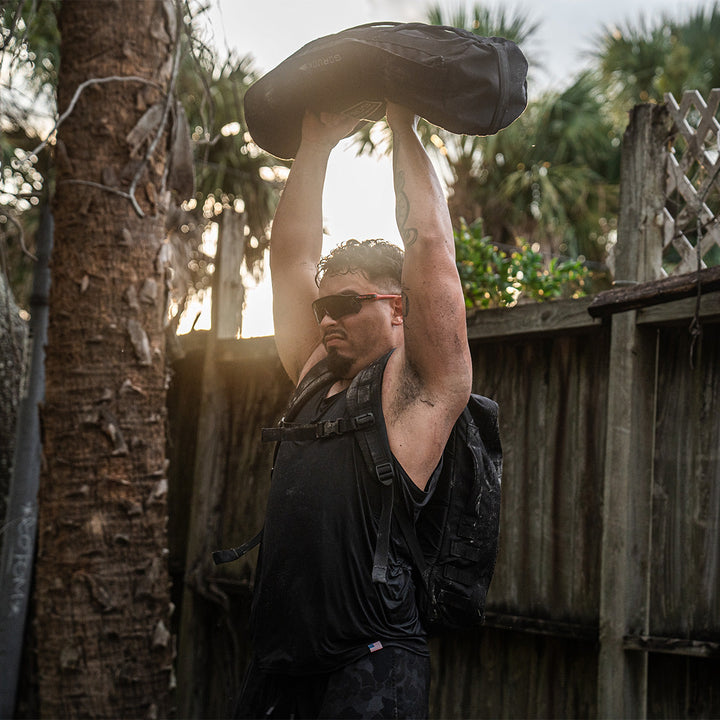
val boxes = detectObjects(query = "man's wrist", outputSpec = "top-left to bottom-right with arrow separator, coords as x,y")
296,136 -> 335,160
386,101 -> 418,134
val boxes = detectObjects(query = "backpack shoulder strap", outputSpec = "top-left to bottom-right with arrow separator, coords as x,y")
261,358 -> 334,444
283,358 -> 334,423
346,350 -> 395,482
346,350 -> 396,584
212,529 -> 263,565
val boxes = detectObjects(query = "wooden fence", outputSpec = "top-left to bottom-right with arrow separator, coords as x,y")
168,96 -> 720,718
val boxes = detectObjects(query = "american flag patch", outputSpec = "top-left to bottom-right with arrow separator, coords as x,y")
368,641 -> 383,653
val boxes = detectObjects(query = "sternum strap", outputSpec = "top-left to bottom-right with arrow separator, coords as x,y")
261,412 -> 375,443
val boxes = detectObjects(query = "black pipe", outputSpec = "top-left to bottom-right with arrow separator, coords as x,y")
0,204 -> 52,718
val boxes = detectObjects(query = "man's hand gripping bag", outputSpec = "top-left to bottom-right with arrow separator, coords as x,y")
244,21 -> 529,159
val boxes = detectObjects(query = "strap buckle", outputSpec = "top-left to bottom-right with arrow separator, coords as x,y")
354,412 -> 375,429
375,461 -> 394,485
318,419 -> 343,437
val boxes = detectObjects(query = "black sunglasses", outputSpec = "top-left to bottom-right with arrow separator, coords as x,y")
312,293 -> 401,324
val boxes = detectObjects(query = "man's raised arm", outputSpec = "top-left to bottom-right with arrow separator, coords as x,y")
270,112 -> 358,384
386,103 -> 472,406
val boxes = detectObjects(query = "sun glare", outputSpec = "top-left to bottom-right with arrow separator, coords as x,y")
177,141 -> 404,338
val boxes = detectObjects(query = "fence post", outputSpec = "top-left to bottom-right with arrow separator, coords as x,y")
176,212 -> 246,716
597,103 -> 672,718
213,211 -> 246,340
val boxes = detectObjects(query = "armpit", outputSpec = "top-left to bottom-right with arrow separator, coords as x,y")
390,363 -> 436,419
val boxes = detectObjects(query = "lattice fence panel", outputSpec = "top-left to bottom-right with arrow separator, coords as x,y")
664,90 -> 720,275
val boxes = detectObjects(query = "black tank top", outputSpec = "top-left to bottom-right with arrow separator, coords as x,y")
250,382 -> 438,674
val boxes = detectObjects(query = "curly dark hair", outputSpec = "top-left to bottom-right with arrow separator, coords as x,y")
315,239 -> 404,291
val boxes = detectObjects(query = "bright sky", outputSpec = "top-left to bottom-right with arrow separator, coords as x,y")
197,0 -> 715,337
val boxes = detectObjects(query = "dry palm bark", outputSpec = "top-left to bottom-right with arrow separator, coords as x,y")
35,1 -> 178,716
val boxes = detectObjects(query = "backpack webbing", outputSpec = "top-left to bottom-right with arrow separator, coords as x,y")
345,350 -> 432,589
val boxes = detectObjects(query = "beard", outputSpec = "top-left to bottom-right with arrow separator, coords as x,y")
325,347 -> 354,379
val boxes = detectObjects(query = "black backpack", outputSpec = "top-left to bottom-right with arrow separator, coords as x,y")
213,351 -> 502,635
244,21 -> 528,159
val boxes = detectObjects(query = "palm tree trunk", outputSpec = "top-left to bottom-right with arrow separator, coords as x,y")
35,1 -> 176,716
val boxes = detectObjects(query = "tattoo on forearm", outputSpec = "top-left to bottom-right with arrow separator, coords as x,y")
394,170 -> 418,247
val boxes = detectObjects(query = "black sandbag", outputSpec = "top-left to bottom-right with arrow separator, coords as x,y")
244,21 -> 528,160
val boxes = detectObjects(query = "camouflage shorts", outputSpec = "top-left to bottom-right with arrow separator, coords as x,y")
235,645 -> 430,719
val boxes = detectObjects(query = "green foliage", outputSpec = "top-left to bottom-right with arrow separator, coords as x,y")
1,0 -> 59,120
593,2 -> 720,111
176,41 -> 285,254
454,220 -> 589,309
424,2 -> 720,275
426,3 -> 540,64
1,0 -> 60,304
431,69 -> 620,263
418,7 -> 622,267
0,0 -> 59,165
167,8 -> 288,320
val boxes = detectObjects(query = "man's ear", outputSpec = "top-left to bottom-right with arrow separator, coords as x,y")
391,295 -> 404,325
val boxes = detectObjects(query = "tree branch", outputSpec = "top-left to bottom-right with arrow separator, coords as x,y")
25,1 -> 187,219
59,180 -> 145,217
0,208 -> 36,261
30,75 -> 164,159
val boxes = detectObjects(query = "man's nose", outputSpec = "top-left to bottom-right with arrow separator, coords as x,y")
319,310 -> 336,326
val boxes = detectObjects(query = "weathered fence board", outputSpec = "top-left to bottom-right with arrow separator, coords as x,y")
471,332 -> 608,623
637,289 -> 720,326
651,326 -> 720,638
647,655 -> 720,718
588,266 -> 720,317
173,334 -> 292,719
468,295 -> 601,340
430,628 -> 598,719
